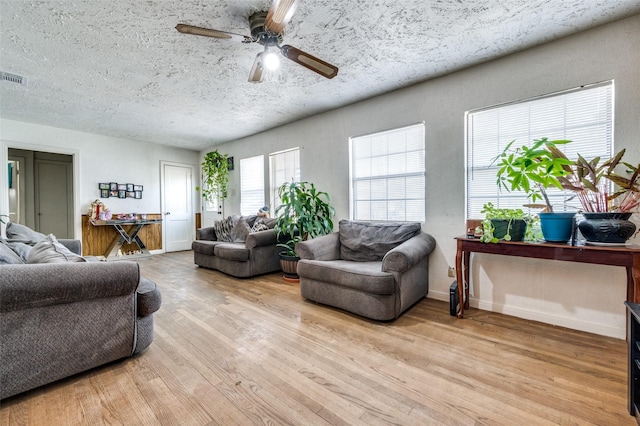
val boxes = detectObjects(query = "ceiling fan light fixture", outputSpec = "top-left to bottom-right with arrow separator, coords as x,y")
263,48 -> 280,71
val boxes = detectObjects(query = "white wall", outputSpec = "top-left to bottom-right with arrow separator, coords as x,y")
0,119 -> 200,240
208,15 -> 640,338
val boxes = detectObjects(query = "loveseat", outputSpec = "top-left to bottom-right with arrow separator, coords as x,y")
192,215 -> 282,277
295,220 -> 436,320
0,223 -> 161,400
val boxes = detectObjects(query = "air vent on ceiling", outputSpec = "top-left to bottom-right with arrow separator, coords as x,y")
1,71 -> 27,86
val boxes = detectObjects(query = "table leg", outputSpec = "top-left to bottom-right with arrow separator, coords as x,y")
456,240 -> 464,318
630,253 -> 640,303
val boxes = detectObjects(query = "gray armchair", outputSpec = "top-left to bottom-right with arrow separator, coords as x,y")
295,220 -> 436,320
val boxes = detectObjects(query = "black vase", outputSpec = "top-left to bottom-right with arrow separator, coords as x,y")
578,212 -> 636,244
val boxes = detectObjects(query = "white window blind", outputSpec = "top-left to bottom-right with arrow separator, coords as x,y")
466,81 -> 613,218
350,123 -> 425,222
240,155 -> 265,216
269,148 -> 300,212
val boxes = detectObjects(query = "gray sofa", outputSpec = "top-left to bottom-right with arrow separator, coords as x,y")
192,215 -> 282,278
295,220 -> 436,320
0,223 -> 161,400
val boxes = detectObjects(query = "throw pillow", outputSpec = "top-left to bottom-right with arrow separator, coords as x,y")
5,222 -> 47,244
0,240 -> 25,264
339,220 -> 421,262
230,218 -> 251,242
26,234 -> 87,264
250,222 -> 270,233
5,241 -> 33,262
213,216 -> 234,242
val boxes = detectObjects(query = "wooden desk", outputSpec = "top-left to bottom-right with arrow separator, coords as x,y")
90,218 -> 162,260
455,236 -> 640,318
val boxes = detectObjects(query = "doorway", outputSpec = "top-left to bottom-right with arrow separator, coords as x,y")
161,161 -> 195,251
8,149 -> 74,238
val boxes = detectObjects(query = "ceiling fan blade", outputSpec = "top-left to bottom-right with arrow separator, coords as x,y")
248,53 -> 265,83
265,0 -> 300,34
280,45 -> 338,79
176,24 -> 253,43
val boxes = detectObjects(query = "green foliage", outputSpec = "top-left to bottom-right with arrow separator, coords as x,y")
199,151 -> 229,202
274,181 -> 336,256
494,137 -> 573,212
479,202 -> 533,243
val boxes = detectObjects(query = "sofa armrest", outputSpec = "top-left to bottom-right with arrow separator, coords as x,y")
58,239 -> 81,255
296,232 -> 341,261
0,261 -> 140,313
136,277 -> 161,317
245,229 -> 277,249
382,232 -> 436,273
196,227 -> 217,241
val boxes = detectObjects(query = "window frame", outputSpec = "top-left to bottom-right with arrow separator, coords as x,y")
349,122 -> 426,222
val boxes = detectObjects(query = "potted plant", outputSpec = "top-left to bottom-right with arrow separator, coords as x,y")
494,137 -> 577,242
197,150 -> 230,202
274,181 -> 335,281
479,202 -> 533,243
551,148 -> 639,243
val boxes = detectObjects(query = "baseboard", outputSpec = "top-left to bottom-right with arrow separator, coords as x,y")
427,291 -> 624,339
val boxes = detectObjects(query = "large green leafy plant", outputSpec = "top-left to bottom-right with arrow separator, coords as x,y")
494,137 -> 573,212
274,181 -> 336,256
198,150 -> 229,202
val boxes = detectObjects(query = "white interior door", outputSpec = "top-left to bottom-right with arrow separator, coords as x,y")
161,162 -> 194,252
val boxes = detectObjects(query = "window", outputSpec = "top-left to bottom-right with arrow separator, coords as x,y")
240,155 -> 264,216
349,123 -> 425,222
466,81 -> 613,218
269,148 -> 300,212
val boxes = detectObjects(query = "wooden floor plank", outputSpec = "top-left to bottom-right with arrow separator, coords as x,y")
0,250 -> 634,425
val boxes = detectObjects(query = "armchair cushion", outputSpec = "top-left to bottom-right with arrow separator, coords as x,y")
339,220 -> 421,261
297,260 -> 395,295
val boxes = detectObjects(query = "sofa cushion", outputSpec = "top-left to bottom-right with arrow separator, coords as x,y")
214,243 -> 250,262
339,220 -> 421,262
191,240 -> 225,255
0,240 -> 24,264
5,222 -> 47,244
26,235 -> 87,264
297,259 -> 395,295
230,218 -> 251,242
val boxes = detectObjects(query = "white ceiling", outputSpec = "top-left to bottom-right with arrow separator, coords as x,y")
1,1 -> 639,152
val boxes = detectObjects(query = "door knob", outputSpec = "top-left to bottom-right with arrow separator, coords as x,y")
165,212 -> 171,215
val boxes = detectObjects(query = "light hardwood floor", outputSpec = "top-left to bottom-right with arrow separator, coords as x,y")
1,250 -> 634,425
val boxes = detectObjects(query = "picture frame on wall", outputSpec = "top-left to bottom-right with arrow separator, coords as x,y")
100,189 -> 110,198
126,183 -> 134,192
110,182 -> 118,191
99,183 -> 110,190
126,191 -> 135,198
134,185 -> 143,191
135,190 -> 142,199
117,184 -> 127,191
109,190 -> 118,197
118,190 -> 126,198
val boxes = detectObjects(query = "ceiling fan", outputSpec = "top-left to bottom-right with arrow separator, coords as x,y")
176,0 -> 339,83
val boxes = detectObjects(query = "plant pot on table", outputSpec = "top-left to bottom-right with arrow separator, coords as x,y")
578,212 -> 636,244
539,212 -> 576,243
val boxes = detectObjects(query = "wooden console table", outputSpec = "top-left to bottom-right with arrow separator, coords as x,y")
90,218 -> 162,260
455,236 -> 640,319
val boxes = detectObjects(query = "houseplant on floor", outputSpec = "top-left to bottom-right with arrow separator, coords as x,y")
494,137 -> 577,242
274,181 -> 336,282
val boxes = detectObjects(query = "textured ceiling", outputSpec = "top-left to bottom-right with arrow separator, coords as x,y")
1,1 -> 639,151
